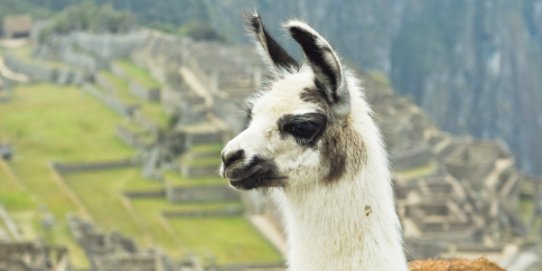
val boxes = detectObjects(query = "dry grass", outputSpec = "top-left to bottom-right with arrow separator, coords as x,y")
409,258 -> 505,271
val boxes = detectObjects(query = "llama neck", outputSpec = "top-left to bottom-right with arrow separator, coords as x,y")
274,147 -> 408,271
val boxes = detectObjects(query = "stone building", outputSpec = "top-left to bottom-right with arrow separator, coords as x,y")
2,15 -> 32,39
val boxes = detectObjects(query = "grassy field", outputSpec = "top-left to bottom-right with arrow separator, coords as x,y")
65,168 -> 280,263
169,217 -> 281,263
0,83 -> 135,267
0,82 -> 281,266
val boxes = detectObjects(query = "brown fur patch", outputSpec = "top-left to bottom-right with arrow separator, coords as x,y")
408,258 -> 505,271
320,115 -> 366,182
301,87 -> 366,183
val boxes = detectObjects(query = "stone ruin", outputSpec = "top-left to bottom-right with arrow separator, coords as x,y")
0,241 -> 69,271
2,15 -> 32,39
67,215 -> 285,271
0,144 -> 12,161
68,215 -> 180,271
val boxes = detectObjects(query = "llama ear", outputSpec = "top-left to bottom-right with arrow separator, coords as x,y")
285,20 -> 348,113
246,12 -> 299,74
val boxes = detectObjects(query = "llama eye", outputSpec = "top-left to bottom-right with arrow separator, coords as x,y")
277,113 -> 327,146
291,121 -> 320,139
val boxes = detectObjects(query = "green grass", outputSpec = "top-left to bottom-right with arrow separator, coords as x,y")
0,83 -> 133,218
119,119 -> 147,134
128,198 -> 243,256
126,198 -> 183,255
115,59 -> 160,90
0,83 -> 135,268
182,156 -> 222,167
519,196 -> 535,222
180,122 -> 220,133
0,192 -> 35,211
168,217 -> 282,264
191,143 -> 223,154
65,169 -> 274,264
64,169 -> 155,249
0,161 -> 36,211
140,102 -> 169,127
0,82 -> 280,266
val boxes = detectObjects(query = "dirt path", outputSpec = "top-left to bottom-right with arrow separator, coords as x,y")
0,159 -> 27,191
0,57 -> 29,83
249,215 -> 288,256
179,66 -> 213,107
48,162 -> 92,220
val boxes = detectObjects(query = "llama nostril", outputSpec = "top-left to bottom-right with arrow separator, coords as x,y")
222,149 -> 245,168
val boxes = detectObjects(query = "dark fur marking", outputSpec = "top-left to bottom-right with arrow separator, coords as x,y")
243,104 -> 253,128
300,87 -> 327,107
277,113 -> 327,148
365,205 -> 372,216
320,118 -> 366,183
288,26 -> 339,93
246,13 -> 299,70
300,87 -> 365,183
228,156 -> 285,190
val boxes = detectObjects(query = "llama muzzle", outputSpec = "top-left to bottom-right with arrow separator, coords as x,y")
221,153 -> 285,190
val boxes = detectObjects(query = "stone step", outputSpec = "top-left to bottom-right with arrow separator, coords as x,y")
162,206 -> 242,218
165,185 -> 237,203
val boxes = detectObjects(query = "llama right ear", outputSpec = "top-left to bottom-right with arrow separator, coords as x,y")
285,20 -> 349,116
246,12 -> 299,74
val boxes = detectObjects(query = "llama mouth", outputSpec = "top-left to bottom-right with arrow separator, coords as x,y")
229,175 -> 286,190
223,156 -> 285,189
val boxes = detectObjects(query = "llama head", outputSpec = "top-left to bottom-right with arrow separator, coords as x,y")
220,13 -> 365,190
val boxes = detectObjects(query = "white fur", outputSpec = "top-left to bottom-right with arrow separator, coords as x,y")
222,20 -> 409,271
273,77 -> 408,271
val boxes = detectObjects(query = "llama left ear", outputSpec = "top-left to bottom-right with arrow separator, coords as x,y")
285,21 -> 349,116
246,12 -> 299,74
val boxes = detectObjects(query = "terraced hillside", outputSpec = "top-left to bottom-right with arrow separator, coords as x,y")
0,46 -> 281,268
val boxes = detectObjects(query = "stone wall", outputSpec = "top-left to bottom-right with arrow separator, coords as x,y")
82,84 -> 137,118
132,110 -> 160,132
391,146 -> 433,171
165,185 -> 237,202
52,159 -> 136,174
111,63 -> 161,102
116,124 -> 152,149
180,163 -> 219,178
123,189 -> 165,199
162,207 -> 242,218
4,53 -> 85,85
67,31 -> 148,62
180,130 -> 223,149
0,241 -> 69,271
130,83 -> 161,102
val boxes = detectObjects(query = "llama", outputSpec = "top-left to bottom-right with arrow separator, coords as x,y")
219,13 -> 505,271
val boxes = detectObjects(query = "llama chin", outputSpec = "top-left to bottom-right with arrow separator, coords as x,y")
220,12 -> 505,271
